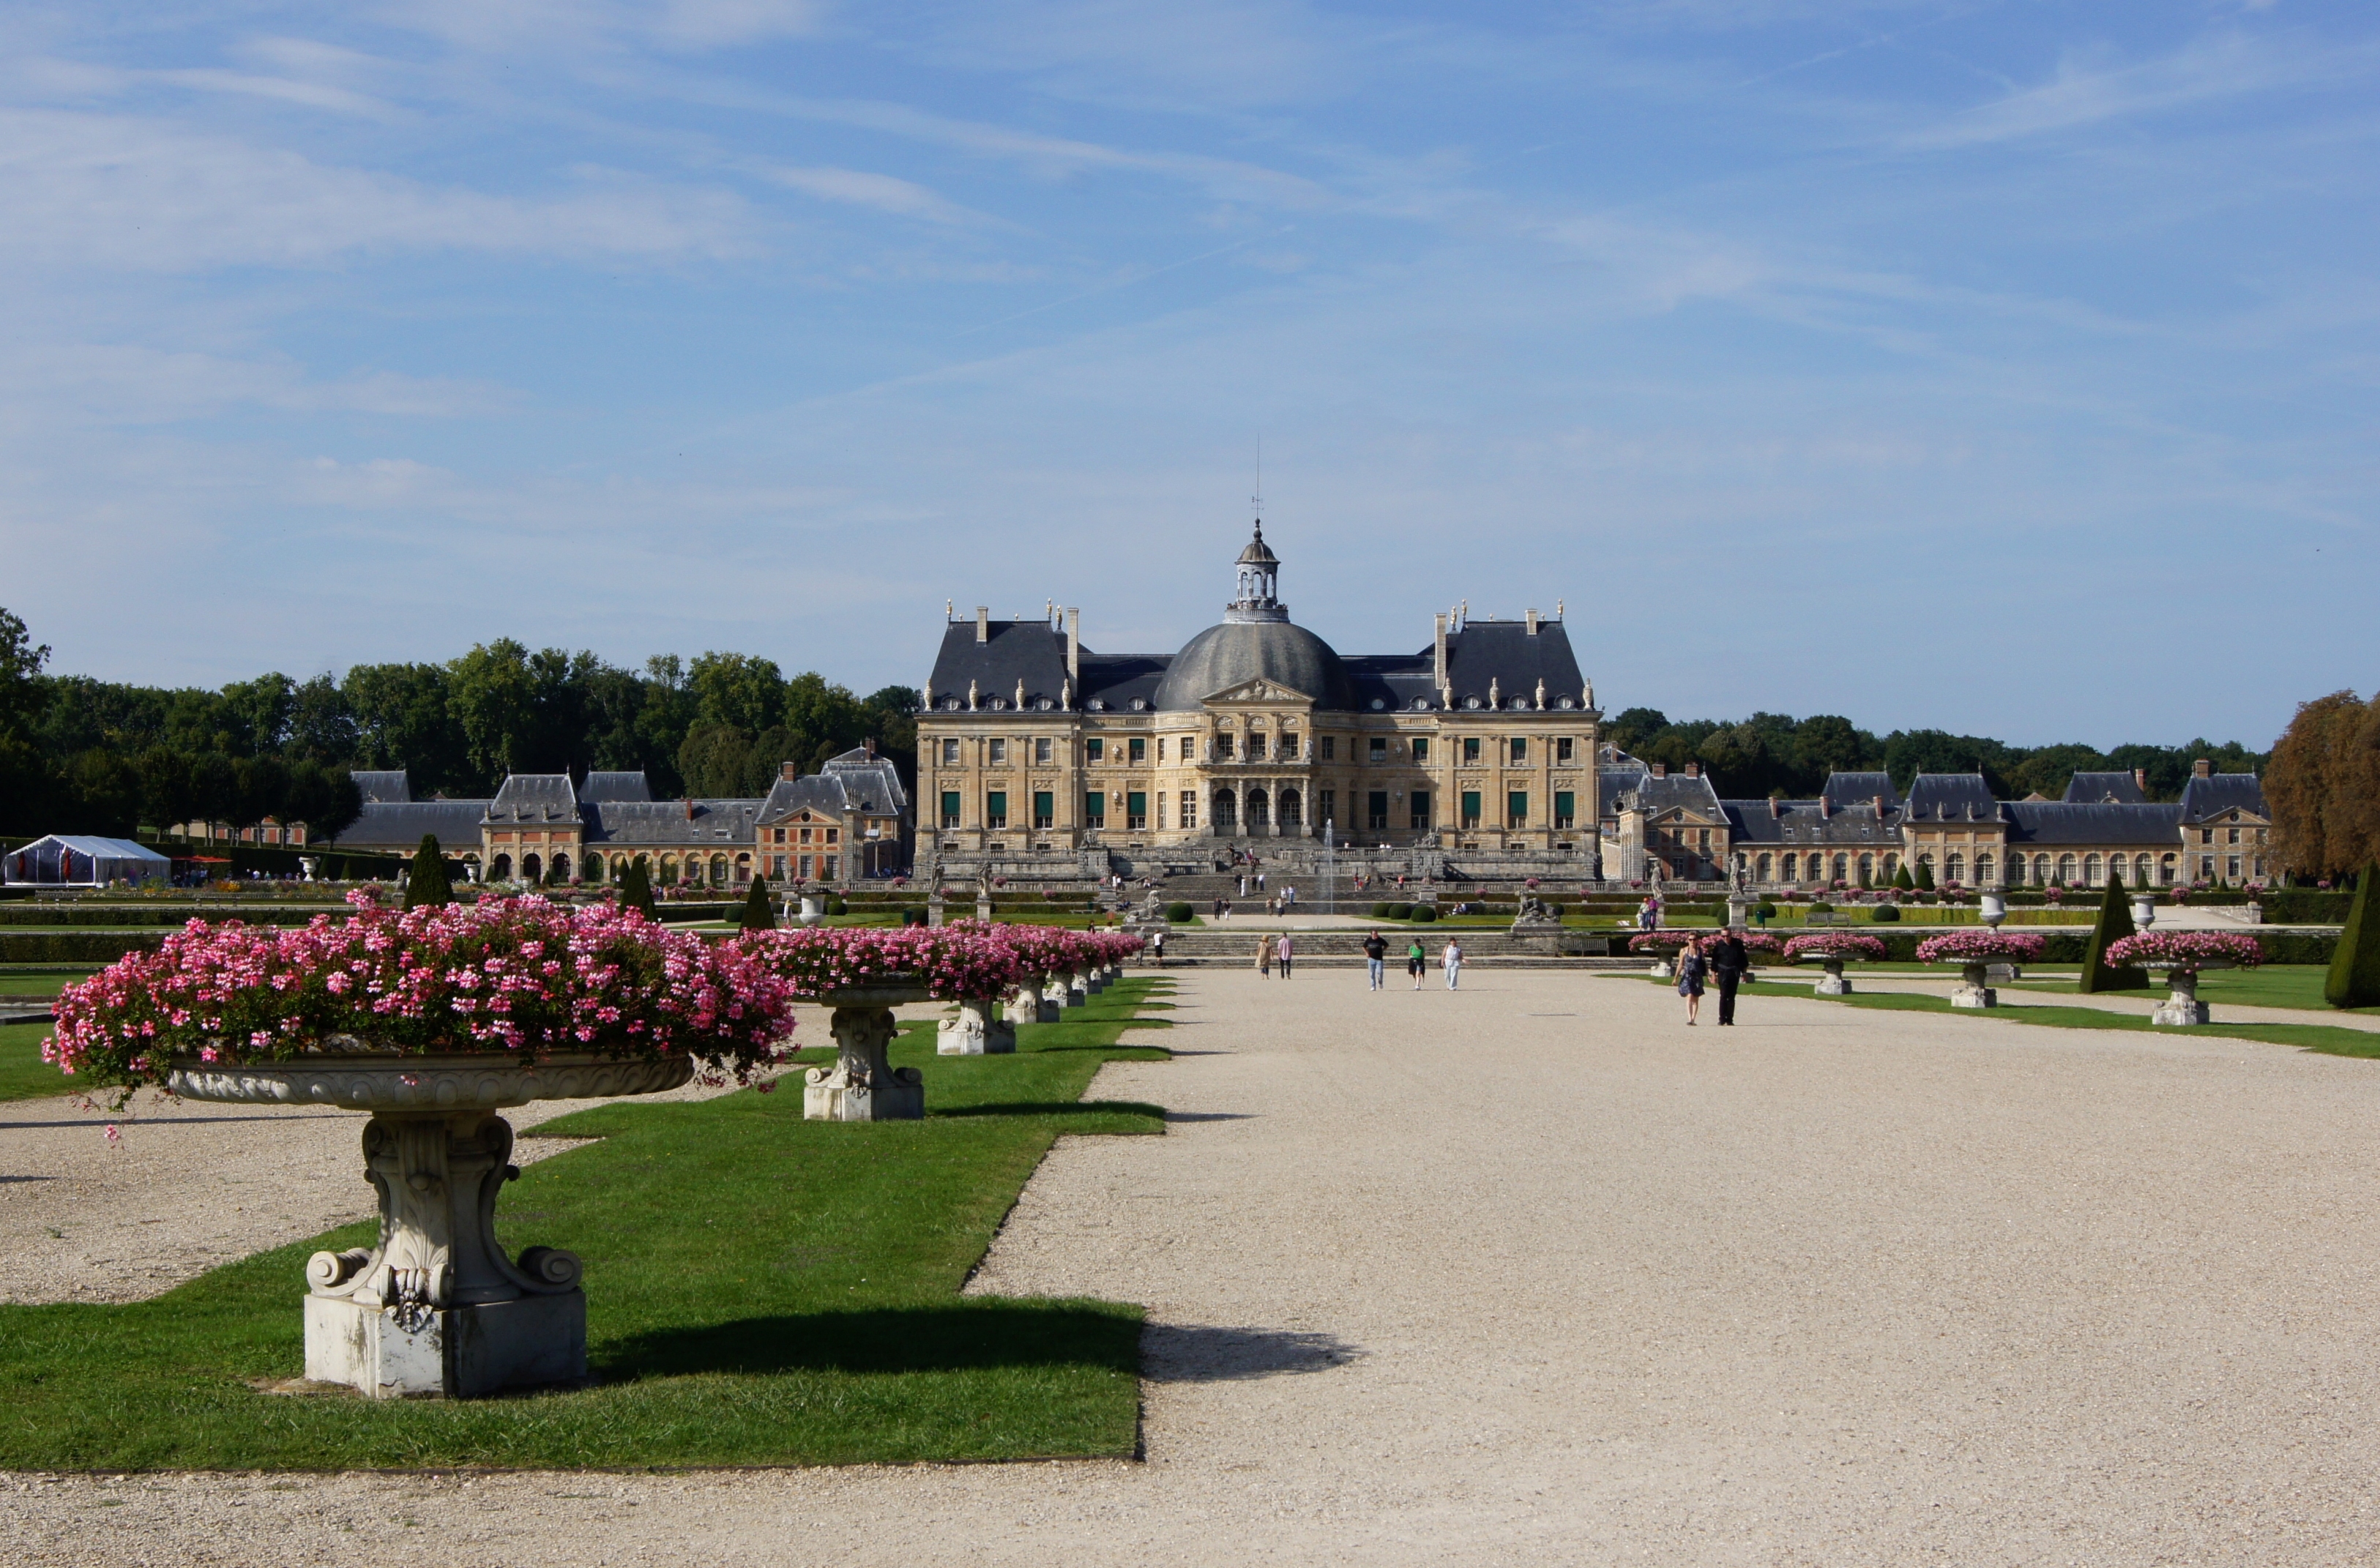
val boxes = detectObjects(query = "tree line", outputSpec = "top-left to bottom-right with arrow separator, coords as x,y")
2267,690 -> 2380,880
0,608 -> 919,843
1599,709 -> 2269,807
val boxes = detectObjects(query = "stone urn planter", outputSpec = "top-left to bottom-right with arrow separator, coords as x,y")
1010,977 -> 1061,1025
1783,933 -> 1889,996
2130,893 -> 2157,930
169,1048 -> 693,1399
796,893 -> 827,928
2104,931 -> 2263,1027
1063,968 -> 1091,1007
1979,893 -> 2007,928
2139,960 -> 2228,1026
804,982 -> 929,1120
938,996 -> 1016,1056
1914,931 -> 2048,1010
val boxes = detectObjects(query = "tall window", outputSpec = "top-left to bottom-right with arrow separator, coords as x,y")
1368,791 -> 1389,831
1781,853 -> 1797,881
1553,791 -> 1575,829
1127,791 -> 1147,830
1034,737 -> 1053,764
1247,732 -> 1268,760
1320,736 -> 1336,761
1277,790 -> 1299,827
1463,737 -> 1482,763
1212,790 -> 1236,829
985,791 -> 1008,830
1507,791 -> 1529,828
1032,791 -> 1054,829
1556,737 -> 1574,763
1461,791 -> 1482,829
1411,737 -> 1428,763
1368,737 -> 1387,763
1157,737 -> 1167,761
1318,788 -> 1333,826
1129,737 -> 1146,763
940,791 -> 960,829
1180,791 -> 1198,829
988,739 -> 1006,764
1086,737 -> 1105,761
1410,790 -> 1431,831
1510,738 -> 1527,764
1246,788 -> 1269,827
1215,734 -> 1233,760
1083,791 -> 1105,828
1280,732 -> 1299,760
940,739 -> 960,766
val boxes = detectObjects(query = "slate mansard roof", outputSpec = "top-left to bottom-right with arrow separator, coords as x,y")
1722,799 -> 1900,848
2003,802 -> 2184,847
2179,772 -> 2267,823
328,800 -> 493,854
925,615 -> 1589,716
2064,771 -> 2148,804
1903,772 -> 2002,823
351,770 -> 412,804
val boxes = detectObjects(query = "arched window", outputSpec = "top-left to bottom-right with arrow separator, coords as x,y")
1858,853 -> 1875,884
1212,790 -> 1237,830
2158,853 -> 2176,886
2056,854 -> 2076,884
1975,853 -> 1994,886
1277,789 -> 1302,828
550,852 -> 571,882
1883,854 -> 1899,878
2034,854 -> 2051,885
1245,788 -> 1269,828
522,853 -> 542,884
660,856 -> 679,884
1780,853 -> 1797,881
490,854 -> 512,881
1832,854 -> 1849,882
2084,854 -> 2103,885
582,854 -> 605,885
1945,852 -> 1964,886
734,854 -> 752,884
1756,854 -> 1772,881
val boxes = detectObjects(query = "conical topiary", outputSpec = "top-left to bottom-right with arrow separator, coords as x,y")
739,870 -> 776,932
1914,858 -> 1936,892
616,856 -> 657,921
2079,864 -> 2147,993
2325,861 -> 2380,1009
403,834 -> 453,911
1892,862 -> 1915,892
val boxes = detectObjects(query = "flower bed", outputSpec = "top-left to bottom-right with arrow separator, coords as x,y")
1783,933 -> 1887,963
2103,931 -> 2264,970
46,892 -> 795,1099
1628,931 -> 1783,955
736,922 -> 1144,1002
1914,931 -> 2047,964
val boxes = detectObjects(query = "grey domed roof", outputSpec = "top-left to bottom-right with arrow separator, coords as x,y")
1153,619 -> 1355,712
1236,524 -> 1279,567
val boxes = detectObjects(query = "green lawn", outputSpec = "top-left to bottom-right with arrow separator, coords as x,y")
1795,983 -> 2380,1059
0,1022 -> 68,1102
2012,964 -> 2379,1017
0,980 -> 1174,1470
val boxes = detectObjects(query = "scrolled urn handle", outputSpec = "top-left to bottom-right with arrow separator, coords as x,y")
895,1067 -> 923,1086
305,1247 -> 373,1293
515,1246 -> 583,1292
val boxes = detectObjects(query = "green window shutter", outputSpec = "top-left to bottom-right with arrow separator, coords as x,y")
1127,791 -> 1146,816
1032,791 -> 1053,827
1084,792 -> 1105,824
1461,790 -> 1481,824
940,791 -> 960,825
1554,791 -> 1575,827
1367,791 -> 1389,829
1508,791 -> 1528,826
1410,790 -> 1431,829
985,791 -> 1007,827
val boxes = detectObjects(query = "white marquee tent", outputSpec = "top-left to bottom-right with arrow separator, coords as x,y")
3,835 -> 173,887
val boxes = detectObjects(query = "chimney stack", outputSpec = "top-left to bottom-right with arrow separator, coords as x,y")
2134,767 -> 2148,792
781,761 -> 797,781
2193,758 -> 2212,778
1433,613 -> 1448,687
1769,796 -> 1782,818
1685,761 -> 1701,778
1652,762 -> 1667,779
1873,794 -> 1887,818
975,606 -> 990,643
1526,608 -> 1540,635
683,797 -> 695,821
1065,607 -> 1080,684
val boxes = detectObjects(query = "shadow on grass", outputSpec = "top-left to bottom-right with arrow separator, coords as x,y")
1144,1324 -> 1364,1381
1163,1110 -> 1252,1123
596,1302 -> 1141,1381
933,1100 -> 1168,1121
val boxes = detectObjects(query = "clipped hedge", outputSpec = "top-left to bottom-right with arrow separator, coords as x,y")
1410,904 -> 1438,923
1387,902 -> 1414,920
1870,905 -> 1900,923
2264,889 -> 2355,925
1165,902 -> 1193,923
0,931 -> 167,963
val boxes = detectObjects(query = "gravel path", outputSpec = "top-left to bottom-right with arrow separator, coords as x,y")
12,973 -> 2380,1564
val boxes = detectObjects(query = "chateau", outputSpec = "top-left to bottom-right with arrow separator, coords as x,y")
919,523 -> 1603,883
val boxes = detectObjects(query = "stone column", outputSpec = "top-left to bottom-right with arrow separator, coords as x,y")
805,996 -> 926,1120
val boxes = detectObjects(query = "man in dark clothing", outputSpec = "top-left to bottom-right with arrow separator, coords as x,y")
1362,930 -> 1389,990
1709,927 -> 1750,1025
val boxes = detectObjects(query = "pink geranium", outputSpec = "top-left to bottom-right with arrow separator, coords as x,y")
1914,930 -> 2045,964
2103,931 -> 2261,970
1783,933 -> 1887,963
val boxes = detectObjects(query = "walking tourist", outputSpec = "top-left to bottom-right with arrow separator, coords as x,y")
1637,895 -> 1660,933
1364,930 -> 1388,990
1676,936 -> 1708,1025
1407,936 -> 1427,990
1277,932 -> 1295,979
1441,936 -> 1464,990
1709,927 -> 1750,1026
1151,927 -> 1167,966
1257,932 -> 1276,977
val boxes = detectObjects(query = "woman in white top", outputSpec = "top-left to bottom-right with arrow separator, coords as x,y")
1441,937 -> 1463,990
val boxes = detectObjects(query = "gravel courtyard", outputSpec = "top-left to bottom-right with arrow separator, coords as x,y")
12,968 -> 2380,1565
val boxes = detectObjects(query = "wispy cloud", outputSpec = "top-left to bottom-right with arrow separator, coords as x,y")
0,109 -> 758,269
384,0 -> 831,56
0,345 -> 518,425
751,161 -> 984,223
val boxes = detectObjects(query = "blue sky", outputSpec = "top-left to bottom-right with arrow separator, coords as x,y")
1,1 -> 2371,748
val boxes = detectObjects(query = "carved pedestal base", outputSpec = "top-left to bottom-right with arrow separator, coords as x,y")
1649,959 -> 1674,980
938,998 -> 1016,1056
305,1289 -> 585,1399
1064,972 -> 1090,1007
1814,960 -> 1852,997
302,1110 -> 589,1399
806,1001 -> 925,1119
1011,986 -> 1061,1025
1950,963 -> 1997,1008
2152,970 -> 2209,1026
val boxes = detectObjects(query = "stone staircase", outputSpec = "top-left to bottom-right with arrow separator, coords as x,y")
1140,925 -> 1638,969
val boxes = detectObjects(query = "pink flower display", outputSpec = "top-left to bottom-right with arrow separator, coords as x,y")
736,922 -> 1143,1003
1914,930 -> 2046,964
2103,931 -> 2262,970
46,891 -> 796,1096
1783,933 -> 1888,963
1627,931 -> 1699,952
